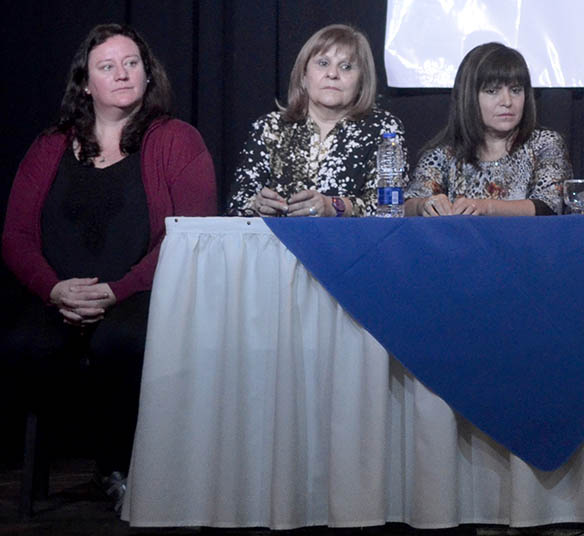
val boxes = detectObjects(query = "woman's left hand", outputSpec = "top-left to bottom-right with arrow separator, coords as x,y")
452,197 -> 490,216
286,190 -> 334,217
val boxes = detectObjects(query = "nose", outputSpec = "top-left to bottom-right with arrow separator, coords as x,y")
500,88 -> 512,107
115,64 -> 129,80
326,65 -> 339,79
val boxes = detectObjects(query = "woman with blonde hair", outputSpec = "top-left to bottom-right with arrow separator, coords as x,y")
228,24 -> 407,217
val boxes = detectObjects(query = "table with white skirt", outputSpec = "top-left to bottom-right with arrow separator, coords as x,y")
122,217 -> 584,529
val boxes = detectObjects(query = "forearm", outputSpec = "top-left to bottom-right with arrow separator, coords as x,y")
108,245 -> 160,303
478,198 -> 536,216
2,234 -> 59,302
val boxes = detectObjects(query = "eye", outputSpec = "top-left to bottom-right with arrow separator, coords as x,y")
316,58 -> 328,67
100,63 -> 113,72
482,87 -> 498,95
125,59 -> 139,68
511,86 -> 524,95
340,63 -> 353,71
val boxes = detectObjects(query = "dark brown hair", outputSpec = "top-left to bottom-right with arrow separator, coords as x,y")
427,42 -> 536,166
56,23 -> 173,165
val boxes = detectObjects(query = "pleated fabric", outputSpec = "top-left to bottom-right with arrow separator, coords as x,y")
123,217 -> 584,529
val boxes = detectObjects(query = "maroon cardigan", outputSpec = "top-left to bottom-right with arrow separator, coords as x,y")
2,119 -> 217,303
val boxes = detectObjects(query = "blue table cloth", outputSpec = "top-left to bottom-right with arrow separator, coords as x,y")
265,215 -> 584,471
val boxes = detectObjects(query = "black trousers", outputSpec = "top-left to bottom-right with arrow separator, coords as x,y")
1,288 -> 150,474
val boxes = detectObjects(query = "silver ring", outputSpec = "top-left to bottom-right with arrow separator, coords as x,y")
308,206 -> 317,216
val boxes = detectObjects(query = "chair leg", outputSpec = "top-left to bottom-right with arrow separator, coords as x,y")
34,417 -> 50,500
19,409 -> 50,519
19,410 -> 38,519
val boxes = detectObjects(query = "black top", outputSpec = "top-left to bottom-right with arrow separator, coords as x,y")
41,149 -> 150,282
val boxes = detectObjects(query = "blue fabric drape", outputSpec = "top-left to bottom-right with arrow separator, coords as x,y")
265,215 -> 584,471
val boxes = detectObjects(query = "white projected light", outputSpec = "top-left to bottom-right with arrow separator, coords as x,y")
384,0 -> 582,88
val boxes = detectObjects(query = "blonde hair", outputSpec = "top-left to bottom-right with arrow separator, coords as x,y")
281,24 -> 376,122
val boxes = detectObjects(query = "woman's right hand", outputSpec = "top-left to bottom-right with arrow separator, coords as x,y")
50,278 -> 114,325
254,187 -> 289,216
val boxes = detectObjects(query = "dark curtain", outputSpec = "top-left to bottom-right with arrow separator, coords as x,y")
1,0 -> 583,465
3,0 -> 583,220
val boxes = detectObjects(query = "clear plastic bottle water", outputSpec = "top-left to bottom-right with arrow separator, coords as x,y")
376,132 -> 405,217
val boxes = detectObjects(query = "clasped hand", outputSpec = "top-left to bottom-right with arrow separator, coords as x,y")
50,277 -> 116,325
421,194 -> 488,216
254,186 -> 334,217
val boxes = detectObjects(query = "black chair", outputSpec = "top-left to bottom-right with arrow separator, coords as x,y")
19,407 -> 50,518
18,352 -> 91,519
1,271 -> 93,518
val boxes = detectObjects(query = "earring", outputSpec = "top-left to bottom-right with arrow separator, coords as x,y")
146,78 -> 151,84
84,88 -> 90,95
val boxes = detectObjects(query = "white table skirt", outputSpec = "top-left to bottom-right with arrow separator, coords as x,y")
122,217 -> 584,529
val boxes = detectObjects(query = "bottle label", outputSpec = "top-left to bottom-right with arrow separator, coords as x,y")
378,187 -> 403,206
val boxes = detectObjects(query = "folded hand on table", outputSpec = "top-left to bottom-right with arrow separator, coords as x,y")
286,189 -> 334,217
254,186 -> 289,216
452,197 -> 489,216
419,194 -> 488,216
254,187 -> 335,217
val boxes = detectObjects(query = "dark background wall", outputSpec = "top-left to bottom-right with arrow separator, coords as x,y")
1,0 -> 584,460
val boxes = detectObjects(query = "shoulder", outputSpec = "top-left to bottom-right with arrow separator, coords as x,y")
417,144 -> 452,165
19,130 -> 68,172
528,128 -> 566,147
145,117 -> 202,141
243,111 -> 296,147
249,111 -> 288,133
343,108 -> 406,149
142,118 -> 209,159
28,130 -> 68,155
356,107 -> 405,134
412,145 -> 455,182
523,128 -> 568,158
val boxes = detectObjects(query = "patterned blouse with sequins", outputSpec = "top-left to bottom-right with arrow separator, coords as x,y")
406,129 -> 571,215
227,108 -> 407,216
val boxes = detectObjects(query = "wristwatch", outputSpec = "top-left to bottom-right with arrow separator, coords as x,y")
331,196 -> 346,217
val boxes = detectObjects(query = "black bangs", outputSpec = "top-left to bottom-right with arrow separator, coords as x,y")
477,47 -> 531,90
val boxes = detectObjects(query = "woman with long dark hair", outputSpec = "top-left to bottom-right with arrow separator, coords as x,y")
405,42 -> 571,216
2,23 -> 216,511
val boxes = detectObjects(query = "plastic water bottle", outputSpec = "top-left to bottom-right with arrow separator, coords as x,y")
376,132 -> 405,217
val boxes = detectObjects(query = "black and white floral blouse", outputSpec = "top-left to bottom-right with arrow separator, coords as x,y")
406,129 -> 571,215
227,108 -> 407,216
